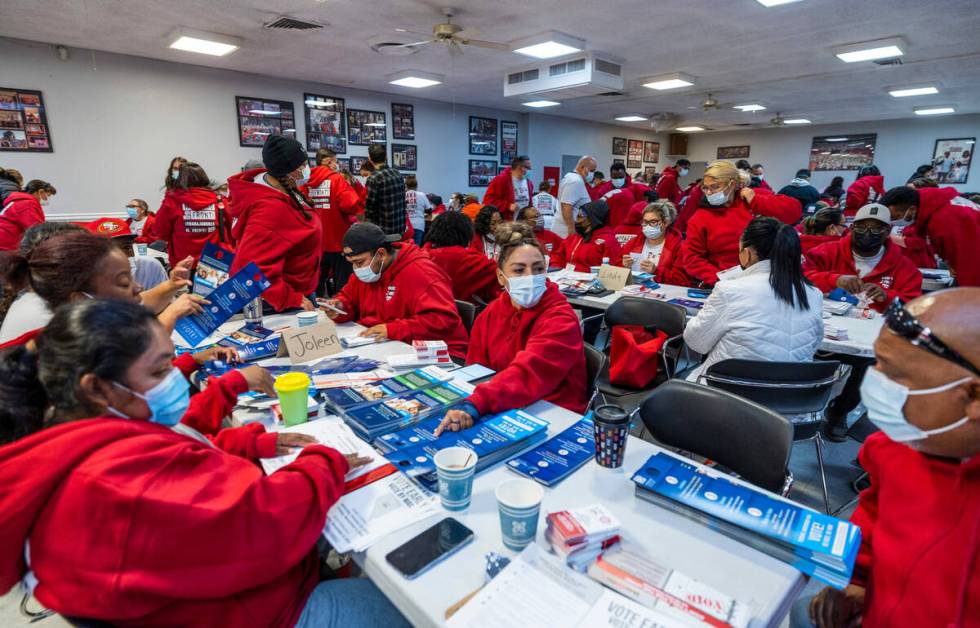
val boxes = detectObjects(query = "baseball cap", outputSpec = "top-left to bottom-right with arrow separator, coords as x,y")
342,223 -> 400,255
853,203 -> 891,226
80,217 -> 133,238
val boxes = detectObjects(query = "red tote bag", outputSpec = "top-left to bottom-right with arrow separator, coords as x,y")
608,325 -> 669,389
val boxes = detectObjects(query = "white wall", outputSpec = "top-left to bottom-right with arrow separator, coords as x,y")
684,115 -> 980,194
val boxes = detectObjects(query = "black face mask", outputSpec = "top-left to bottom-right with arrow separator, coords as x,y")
574,223 -> 589,237
852,230 -> 887,254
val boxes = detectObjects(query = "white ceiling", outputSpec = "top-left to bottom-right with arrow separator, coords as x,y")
3,0 -> 980,132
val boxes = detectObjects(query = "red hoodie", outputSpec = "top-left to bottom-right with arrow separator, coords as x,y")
483,171 -> 533,221
681,192 -> 802,285
0,418 -> 349,627
802,234 -> 922,312
656,166 -> 683,205
149,187 -> 232,266
466,282 -> 586,415
0,191 -> 44,251
534,227 -> 564,257
909,187 -> 980,287
613,202 -> 647,248
674,184 -> 702,234
301,166 -> 360,253
621,229 -> 690,286
551,226 -> 624,272
422,244 -> 502,304
849,433 -> 980,626
227,169 -> 323,311
845,175 -> 885,216
333,242 -> 469,358
593,176 -> 648,228
128,213 -> 157,244
895,224 -> 937,269
800,232 -> 843,255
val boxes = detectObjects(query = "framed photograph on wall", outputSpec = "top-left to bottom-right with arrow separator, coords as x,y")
612,158 -> 625,166
304,93 -> 345,154
717,145 -> 750,159
0,88 -> 52,152
469,116 -> 497,156
627,139 -> 643,169
236,96 -> 296,148
347,109 -> 387,146
612,137 -> 627,156
500,120 -> 518,164
809,134 -> 877,171
391,143 -> 417,172
349,156 -> 369,173
932,137 -> 974,184
391,103 -> 415,141
469,159 -> 497,187
643,141 -> 660,163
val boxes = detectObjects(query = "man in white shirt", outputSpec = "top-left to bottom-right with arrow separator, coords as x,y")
404,175 -> 432,246
556,156 -> 597,237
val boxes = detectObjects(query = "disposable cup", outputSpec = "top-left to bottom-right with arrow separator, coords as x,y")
434,447 -> 478,511
495,478 -> 544,551
274,372 -> 311,427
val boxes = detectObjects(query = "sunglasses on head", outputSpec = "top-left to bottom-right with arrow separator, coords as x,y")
884,298 -> 980,376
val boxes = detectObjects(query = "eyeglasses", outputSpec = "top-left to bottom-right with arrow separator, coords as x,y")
852,225 -> 888,236
641,219 -> 665,227
884,299 -> 980,376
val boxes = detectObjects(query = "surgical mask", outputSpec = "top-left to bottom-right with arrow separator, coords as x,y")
507,273 -> 547,308
295,165 -> 311,186
859,368 -> 973,443
679,168 -> 689,177
706,190 -> 728,206
585,171 -> 595,183
642,225 -> 663,240
755,173 -> 764,180
109,369 -> 190,427
353,252 -> 382,283
40,198 -> 49,206
611,177 -> 626,188
891,213 -> 913,228
171,169 -> 179,180
126,206 -> 139,219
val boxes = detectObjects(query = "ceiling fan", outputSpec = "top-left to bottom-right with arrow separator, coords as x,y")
391,8 -> 509,56
769,112 -> 786,126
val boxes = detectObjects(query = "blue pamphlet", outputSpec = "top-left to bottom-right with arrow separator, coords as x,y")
322,366 -> 452,413
192,242 -> 235,297
506,413 -> 594,486
343,378 -> 474,440
175,263 -> 270,347
666,298 -> 705,316
218,323 -> 279,361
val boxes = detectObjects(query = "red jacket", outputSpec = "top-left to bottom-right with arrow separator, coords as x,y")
845,175 -> 885,216
621,229 -> 690,286
423,244 -> 501,304
483,171 -> 533,221
895,224 -> 936,269
681,192 -> 802,285
910,187 -> 980,286
302,166 -> 360,253
127,214 -> 157,244
470,233 -> 497,259
850,433 -> 980,626
551,226 -> 624,272
534,227 -> 565,258
0,191 -> 44,251
466,282 -> 586,415
755,178 -> 773,192
149,188 -> 232,266
0,418 -> 349,627
613,202 -> 647,248
594,185 -> 640,228
656,166 -> 683,205
802,234 -> 922,311
228,169 -> 323,311
800,233 -> 843,255
675,184 -> 702,234
333,242 -> 469,358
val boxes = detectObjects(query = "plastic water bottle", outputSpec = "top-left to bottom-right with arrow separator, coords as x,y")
244,296 -> 263,325
601,257 -> 610,266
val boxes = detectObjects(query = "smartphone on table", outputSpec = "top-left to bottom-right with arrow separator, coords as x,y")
385,517 -> 474,579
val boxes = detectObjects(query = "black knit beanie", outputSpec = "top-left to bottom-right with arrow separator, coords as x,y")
262,135 -> 306,177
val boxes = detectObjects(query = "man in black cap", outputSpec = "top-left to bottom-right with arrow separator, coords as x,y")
364,143 -> 407,237
551,199 -> 623,272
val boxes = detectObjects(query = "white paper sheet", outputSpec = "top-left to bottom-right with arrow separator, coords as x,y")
259,418 -> 385,482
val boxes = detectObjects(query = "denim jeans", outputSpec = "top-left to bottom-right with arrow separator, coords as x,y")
295,578 -> 410,628
412,229 -> 425,246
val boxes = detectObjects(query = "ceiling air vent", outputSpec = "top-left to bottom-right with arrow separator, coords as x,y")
263,16 -> 324,31
873,57 -> 903,66
594,58 -> 622,77
503,52 -> 624,99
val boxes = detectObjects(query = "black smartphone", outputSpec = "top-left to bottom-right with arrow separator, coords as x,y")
385,517 -> 474,579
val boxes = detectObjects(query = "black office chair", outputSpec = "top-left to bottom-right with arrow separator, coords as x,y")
639,380 -> 793,494
455,299 -> 477,334
700,359 -> 846,513
583,343 -> 606,409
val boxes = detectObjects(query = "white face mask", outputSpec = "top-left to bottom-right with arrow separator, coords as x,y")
171,169 -> 180,180
585,171 -> 595,183
611,177 -> 626,188
353,251 -> 382,283
678,168 -> 689,177
891,211 -> 914,228
755,173 -> 764,180
39,198 -> 49,206
642,225 -> 663,240
507,273 -> 547,308
294,165 -> 311,186
706,190 -> 728,206
860,368 -> 973,443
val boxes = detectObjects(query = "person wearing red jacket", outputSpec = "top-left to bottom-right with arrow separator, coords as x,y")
470,205 -> 503,259
0,299 -> 401,628
592,163 -> 649,227
613,201 -> 647,248
804,289 -> 980,628
422,211 -> 501,305
483,156 -> 534,221
844,165 -> 885,216
620,201 -> 690,286
799,206 -> 846,255
515,205 -> 565,261
433,222 -> 587,435
656,159 -> 690,206
882,185 -> 980,287
228,137 -> 322,312
682,161 -> 802,286
551,200 -> 623,272
303,149 -> 362,296
321,223 -> 469,359
673,182 -> 702,234
750,163 -> 772,191
125,198 -> 157,242
148,162 -> 233,266
0,167 -> 44,251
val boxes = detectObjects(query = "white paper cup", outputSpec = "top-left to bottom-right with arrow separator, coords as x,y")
434,447 -> 478,511
297,311 -> 319,327
495,478 -> 545,550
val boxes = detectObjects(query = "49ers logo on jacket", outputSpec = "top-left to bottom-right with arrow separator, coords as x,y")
95,220 -> 124,235
182,203 -> 217,234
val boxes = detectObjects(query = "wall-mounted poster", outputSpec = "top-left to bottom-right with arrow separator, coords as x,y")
350,156 -> 369,173
391,143 -> 417,172
627,139 -> 643,169
469,116 -> 498,156
809,134 -> 877,171
304,93 -> 345,154
500,120 -> 518,164
612,158 -> 625,166
643,141 -> 660,163
717,145 -> 750,159
932,137 -> 974,184
612,137 -> 627,156
347,109 -> 387,145
391,103 -> 415,141
0,88 -> 52,152
236,96 -> 296,148
469,159 -> 497,186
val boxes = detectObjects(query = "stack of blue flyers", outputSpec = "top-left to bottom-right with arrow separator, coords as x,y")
506,413 -> 595,486
343,378 -> 474,441
320,366 -> 453,415
218,324 -> 280,361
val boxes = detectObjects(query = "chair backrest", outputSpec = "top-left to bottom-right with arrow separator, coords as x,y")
604,296 -> 687,338
455,299 -> 477,334
639,380 -> 793,493
584,343 -> 606,400
702,359 -> 841,416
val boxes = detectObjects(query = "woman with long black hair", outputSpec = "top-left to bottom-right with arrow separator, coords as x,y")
149,161 -> 232,267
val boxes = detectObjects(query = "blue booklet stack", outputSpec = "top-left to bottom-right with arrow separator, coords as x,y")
378,409 -> 550,490
506,413 -> 595,486
631,452 -> 861,589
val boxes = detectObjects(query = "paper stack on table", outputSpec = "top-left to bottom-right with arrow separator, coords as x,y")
545,504 -> 621,572
823,322 -> 849,341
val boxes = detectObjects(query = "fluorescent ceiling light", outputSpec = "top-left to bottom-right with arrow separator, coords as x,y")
511,31 -> 585,59
834,37 -> 904,63
642,73 -> 695,91
386,70 -> 444,89
756,0 -> 804,5
733,104 -> 766,112
914,106 -> 955,116
889,86 -> 939,98
676,126 -> 704,132
167,28 -> 241,56
523,100 -> 560,108
615,115 -> 648,122
784,118 -> 811,124
824,137 -> 848,141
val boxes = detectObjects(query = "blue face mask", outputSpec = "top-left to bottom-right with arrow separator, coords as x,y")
126,206 -> 138,219
611,177 -> 626,188
859,368 -> 972,443
109,368 -> 191,427
507,273 -> 547,308
353,251 -> 382,283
